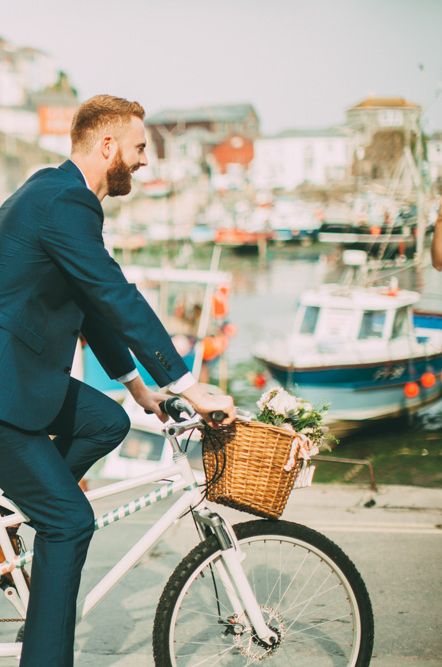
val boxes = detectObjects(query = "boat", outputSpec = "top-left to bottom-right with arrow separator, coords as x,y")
74,260 -> 232,399
269,199 -> 321,244
253,257 -> 442,434
214,227 -> 273,248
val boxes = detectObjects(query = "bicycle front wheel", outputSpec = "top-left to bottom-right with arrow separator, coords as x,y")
153,519 -> 374,666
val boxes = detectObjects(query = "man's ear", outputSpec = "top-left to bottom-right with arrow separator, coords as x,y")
101,134 -> 117,161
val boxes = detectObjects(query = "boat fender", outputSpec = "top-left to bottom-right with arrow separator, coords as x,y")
404,382 -> 419,398
421,372 -> 436,389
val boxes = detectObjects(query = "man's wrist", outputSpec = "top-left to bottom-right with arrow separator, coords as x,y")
124,374 -> 149,401
117,368 -> 139,384
167,372 -> 196,394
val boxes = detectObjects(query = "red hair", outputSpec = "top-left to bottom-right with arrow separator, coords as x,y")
71,95 -> 145,151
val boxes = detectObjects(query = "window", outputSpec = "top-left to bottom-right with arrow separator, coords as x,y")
392,307 -> 409,339
300,306 -> 319,334
358,310 -> 386,339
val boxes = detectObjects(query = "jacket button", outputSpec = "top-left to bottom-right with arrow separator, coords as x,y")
64,366 -> 71,374
73,329 -> 80,336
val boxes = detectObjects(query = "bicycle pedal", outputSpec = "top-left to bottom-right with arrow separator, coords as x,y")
0,513 -> 30,589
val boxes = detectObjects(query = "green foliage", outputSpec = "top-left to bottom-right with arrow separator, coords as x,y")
255,388 -> 337,449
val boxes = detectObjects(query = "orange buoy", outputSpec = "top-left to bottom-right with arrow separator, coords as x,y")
253,372 -> 267,389
421,372 -> 436,389
404,382 -> 420,398
202,334 -> 229,362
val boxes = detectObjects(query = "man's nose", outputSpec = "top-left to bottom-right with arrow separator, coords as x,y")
140,151 -> 148,167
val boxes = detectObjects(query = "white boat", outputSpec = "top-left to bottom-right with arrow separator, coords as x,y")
269,199 -> 321,243
254,256 -> 442,433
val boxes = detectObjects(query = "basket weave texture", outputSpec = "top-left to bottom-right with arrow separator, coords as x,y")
202,420 -> 302,520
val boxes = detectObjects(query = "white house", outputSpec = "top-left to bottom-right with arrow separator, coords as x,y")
251,127 -> 351,191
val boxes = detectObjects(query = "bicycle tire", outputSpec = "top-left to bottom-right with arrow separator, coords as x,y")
153,519 -> 374,666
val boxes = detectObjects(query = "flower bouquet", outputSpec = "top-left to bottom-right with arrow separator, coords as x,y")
202,387 -> 333,519
256,387 -> 332,480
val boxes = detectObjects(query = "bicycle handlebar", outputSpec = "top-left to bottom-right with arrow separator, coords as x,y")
146,397 -> 227,424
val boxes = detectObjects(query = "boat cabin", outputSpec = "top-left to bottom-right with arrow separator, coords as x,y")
293,284 -> 420,351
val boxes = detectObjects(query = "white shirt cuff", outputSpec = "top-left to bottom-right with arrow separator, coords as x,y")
117,369 -> 140,384
166,372 -> 196,394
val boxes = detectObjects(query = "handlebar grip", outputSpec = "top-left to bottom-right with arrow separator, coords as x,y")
144,397 -> 193,422
164,397 -> 195,421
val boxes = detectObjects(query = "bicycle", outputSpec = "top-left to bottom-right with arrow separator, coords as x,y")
0,398 -> 374,665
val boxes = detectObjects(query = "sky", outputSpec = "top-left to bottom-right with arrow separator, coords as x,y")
2,0 -> 442,135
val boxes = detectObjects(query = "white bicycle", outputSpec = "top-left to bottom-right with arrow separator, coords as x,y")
0,398 -> 374,665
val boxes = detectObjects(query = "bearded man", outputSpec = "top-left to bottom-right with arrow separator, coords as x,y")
0,95 -> 235,667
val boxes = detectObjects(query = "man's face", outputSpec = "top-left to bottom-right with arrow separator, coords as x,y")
107,116 -> 148,197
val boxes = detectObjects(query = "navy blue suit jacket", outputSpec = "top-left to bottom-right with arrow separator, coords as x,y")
0,160 -> 188,430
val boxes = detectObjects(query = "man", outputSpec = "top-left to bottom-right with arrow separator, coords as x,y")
0,94 -> 235,667
431,199 -> 442,270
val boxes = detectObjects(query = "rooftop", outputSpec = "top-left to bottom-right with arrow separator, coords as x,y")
274,126 -> 349,139
349,97 -> 420,110
147,103 -> 258,125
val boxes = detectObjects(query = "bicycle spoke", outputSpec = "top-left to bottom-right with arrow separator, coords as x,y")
281,580 -> 343,616
190,643 -> 237,666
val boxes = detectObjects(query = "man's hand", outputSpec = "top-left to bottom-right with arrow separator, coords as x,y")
124,375 -> 170,422
179,382 -> 236,426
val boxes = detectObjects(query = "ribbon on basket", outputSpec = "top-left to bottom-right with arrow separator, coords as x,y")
284,432 -> 318,489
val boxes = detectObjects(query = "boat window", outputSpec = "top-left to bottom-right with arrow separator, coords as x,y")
392,307 -> 409,339
119,429 -> 167,462
358,310 -> 386,339
300,306 -> 320,334
321,308 -> 354,337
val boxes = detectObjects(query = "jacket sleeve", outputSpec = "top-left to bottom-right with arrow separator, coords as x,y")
81,310 -> 137,380
39,185 -> 188,387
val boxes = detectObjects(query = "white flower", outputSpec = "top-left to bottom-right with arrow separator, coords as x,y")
256,388 -> 277,411
267,388 -> 298,416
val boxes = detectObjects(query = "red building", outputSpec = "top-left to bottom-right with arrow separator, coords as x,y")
211,135 -> 254,173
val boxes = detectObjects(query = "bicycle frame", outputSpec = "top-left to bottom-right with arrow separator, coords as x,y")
0,415 -> 276,660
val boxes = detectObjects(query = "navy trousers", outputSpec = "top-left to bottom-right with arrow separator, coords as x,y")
0,379 -> 130,667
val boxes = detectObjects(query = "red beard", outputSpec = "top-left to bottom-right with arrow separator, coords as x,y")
107,150 -> 133,197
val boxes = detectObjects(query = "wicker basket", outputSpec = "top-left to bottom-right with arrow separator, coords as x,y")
202,420 -> 304,520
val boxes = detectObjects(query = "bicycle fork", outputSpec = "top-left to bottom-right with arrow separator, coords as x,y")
194,508 -> 278,647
